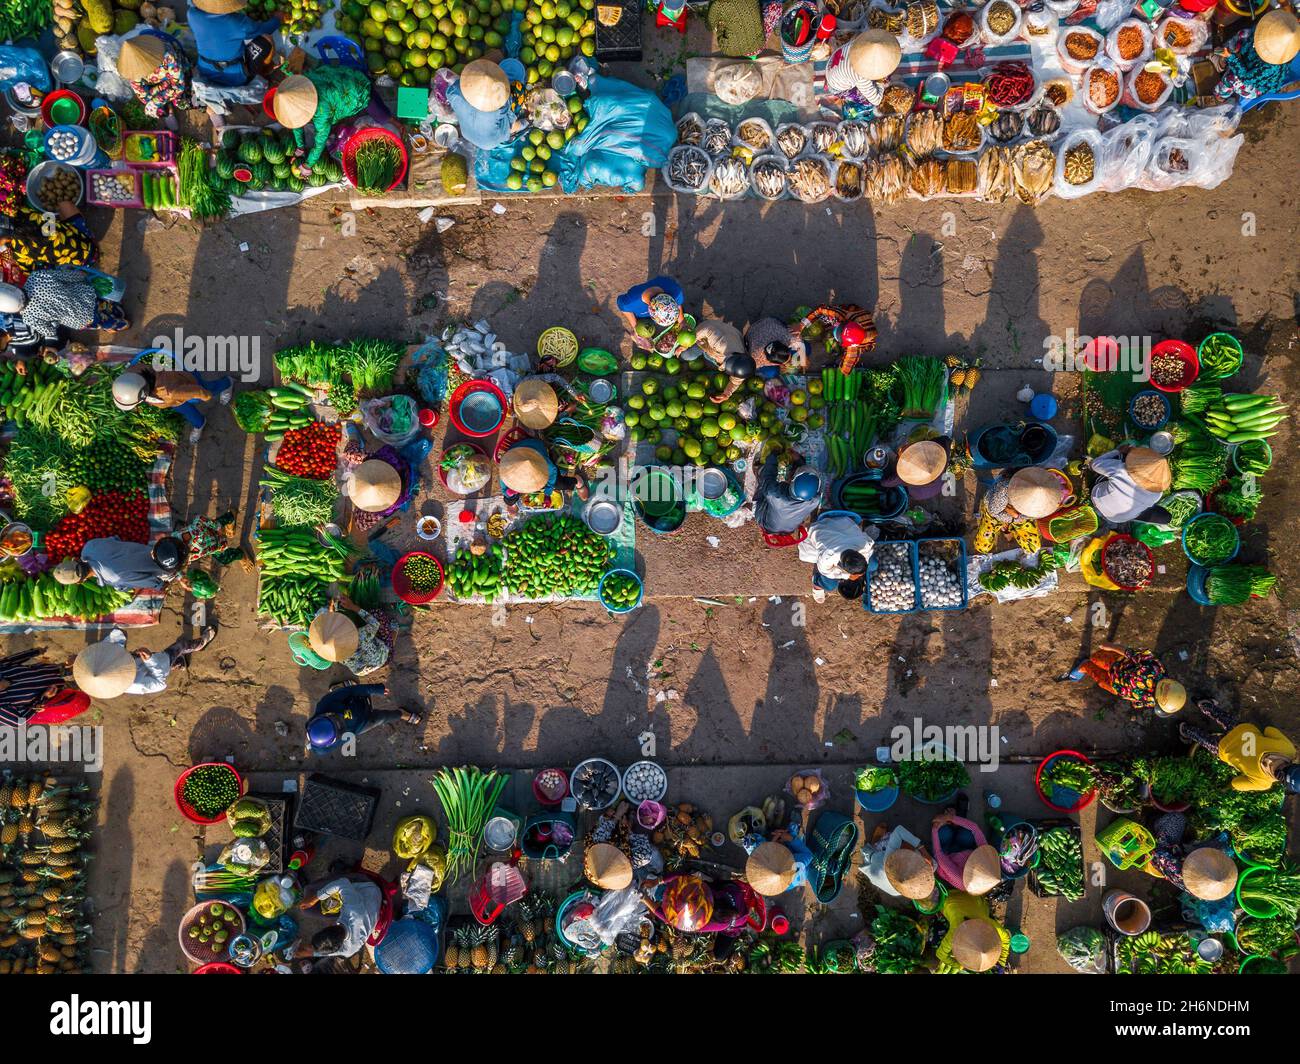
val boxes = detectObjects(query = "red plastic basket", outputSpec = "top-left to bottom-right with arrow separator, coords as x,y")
174,762 -> 245,824
1034,749 -> 1097,813
449,379 -> 509,438
193,962 -> 243,974
1148,339 -> 1199,393
341,126 -> 408,193
1100,533 -> 1154,591
392,550 -> 443,605
1080,335 -> 1121,373
41,89 -> 87,127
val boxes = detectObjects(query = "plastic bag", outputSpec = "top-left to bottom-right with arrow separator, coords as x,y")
1104,18 -> 1153,72
1057,926 -> 1108,973
554,76 -> 676,195
218,838 -> 270,877
1054,127 -> 1104,199
1081,58 -> 1124,116
1155,13 -> 1208,56
1097,114 -> 1157,192
787,768 -> 831,810
1057,26 -> 1104,76
587,886 -> 644,946
978,0 -> 1023,47
715,62 -> 764,105
1092,0 -> 1129,31
1122,65 -> 1175,113
0,46 -> 51,93
360,394 -> 420,446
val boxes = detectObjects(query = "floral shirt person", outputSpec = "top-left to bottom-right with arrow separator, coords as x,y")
129,48 -> 191,120
1215,28 -> 1293,102
4,207 -> 96,272
1109,648 -> 1165,712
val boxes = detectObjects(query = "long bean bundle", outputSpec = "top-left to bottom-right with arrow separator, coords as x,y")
430,766 -> 508,883
177,138 -> 231,221
260,465 -> 338,526
1204,564 -> 1276,605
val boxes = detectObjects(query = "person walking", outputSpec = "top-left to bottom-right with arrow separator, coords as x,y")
305,682 -> 422,753
1065,644 -> 1186,715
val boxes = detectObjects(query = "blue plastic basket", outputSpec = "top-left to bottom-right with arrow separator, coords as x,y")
864,540 -> 919,615
1186,563 -> 1212,605
1128,389 -> 1171,431
833,472 -> 908,521
374,917 -> 440,974
916,537 -> 968,611
598,568 -> 643,613
1181,512 -> 1239,567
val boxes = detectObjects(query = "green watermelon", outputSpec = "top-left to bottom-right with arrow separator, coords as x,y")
214,154 -> 236,180
272,163 -> 291,180
307,169 -> 329,187
238,138 -> 263,164
221,129 -> 239,151
287,175 -> 306,193
263,139 -> 286,164
252,161 -> 274,183
321,159 -> 343,183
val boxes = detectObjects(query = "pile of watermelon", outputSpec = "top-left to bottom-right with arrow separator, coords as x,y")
210,128 -> 344,195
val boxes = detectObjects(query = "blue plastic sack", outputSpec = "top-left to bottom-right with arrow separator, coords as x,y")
555,76 -> 675,194
0,46 -> 52,94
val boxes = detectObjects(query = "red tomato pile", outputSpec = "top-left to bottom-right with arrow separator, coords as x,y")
46,491 -> 150,562
275,422 -> 341,480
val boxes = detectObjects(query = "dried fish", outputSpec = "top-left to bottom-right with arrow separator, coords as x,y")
988,110 -> 1023,143
977,146 -> 1013,203
943,111 -> 982,153
751,157 -> 789,200
866,153 -> 909,205
906,109 -> 943,156
736,119 -> 773,152
867,115 -> 905,153
1027,105 -> 1061,136
944,157 -> 978,194
834,160 -> 863,199
1013,139 -> 1055,205
775,123 -> 808,159
702,119 -> 733,156
789,156 -> 832,202
909,158 -> 945,198
676,114 -> 704,146
665,145 -> 711,192
810,122 -> 839,155
880,84 -> 915,117
839,121 -> 870,158
708,155 -> 750,198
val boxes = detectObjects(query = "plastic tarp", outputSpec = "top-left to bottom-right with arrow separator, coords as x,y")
474,76 -> 675,195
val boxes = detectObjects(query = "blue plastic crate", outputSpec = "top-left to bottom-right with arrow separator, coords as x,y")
916,537 -> 968,611
864,540 -> 919,615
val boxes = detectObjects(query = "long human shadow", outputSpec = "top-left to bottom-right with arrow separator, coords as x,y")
97,764 -> 134,972
132,859 -> 190,973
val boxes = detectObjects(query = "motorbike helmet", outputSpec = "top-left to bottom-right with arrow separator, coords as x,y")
790,470 -> 821,501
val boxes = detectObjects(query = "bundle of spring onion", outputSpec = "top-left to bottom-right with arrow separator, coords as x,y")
177,138 -> 231,221
260,465 -> 338,526
430,766 -> 508,883
351,138 -> 402,195
343,338 -> 404,392
1182,385 -> 1288,443
1203,564 -> 1276,605
892,355 -> 947,419
1169,435 -> 1228,492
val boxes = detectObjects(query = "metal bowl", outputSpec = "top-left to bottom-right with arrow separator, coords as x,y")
584,497 -> 623,536
697,466 -> 729,500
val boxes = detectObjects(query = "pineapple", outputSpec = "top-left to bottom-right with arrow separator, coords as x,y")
26,780 -> 42,807
0,780 -> 12,808
470,924 -> 490,972
46,840 -> 78,855
1,816 -> 17,846
490,962 -> 507,975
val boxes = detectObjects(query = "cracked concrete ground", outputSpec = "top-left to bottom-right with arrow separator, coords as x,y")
4,102 -> 1296,972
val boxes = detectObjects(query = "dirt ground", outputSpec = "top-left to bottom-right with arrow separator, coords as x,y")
3,101 -> 1297,973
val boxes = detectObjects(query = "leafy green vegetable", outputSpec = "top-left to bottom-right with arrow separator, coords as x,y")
892,356 -> 947,419
1231,813 -> 1288,866
895,757 -> 969,802
1183,514 -> 1238,565
1238,864 -> 1300,922
1147,755 -> 1198,806
855,766 -> 897,794
868,907 -> 926,974
1233,915 -> 1295,956
1205,564 -> 1277,605
3,429 -> 75,530
1057,926 -> 1107,973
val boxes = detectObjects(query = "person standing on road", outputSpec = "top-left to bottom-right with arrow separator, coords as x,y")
72,625 -> 218,698
305,682 -> 422,753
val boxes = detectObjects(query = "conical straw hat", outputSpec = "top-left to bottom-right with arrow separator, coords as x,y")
584,842 -> 633,889
118,35 -> 167,81
951,918 -> 1003,971
308,612 -> 359,662
348,459 -> 401,512
498,446 -> 551,493
1125,446 -> 1171,492
885,848 -> 936,899
745,841 -> 796,896
961,844 -> 1002,895
273,75 -> 320,129
1182,847 -> 1237,900
1007,466 -> 1064,519
896,440 -> 947,486
73,639 -> 136,699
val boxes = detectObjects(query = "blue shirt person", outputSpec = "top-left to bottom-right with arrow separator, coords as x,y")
188,0 -> 280,87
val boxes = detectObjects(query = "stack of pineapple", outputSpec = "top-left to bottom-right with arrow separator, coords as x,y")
0,776 -> 95,976
441,893 -> 593,975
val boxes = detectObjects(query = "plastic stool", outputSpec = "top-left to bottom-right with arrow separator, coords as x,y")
316,35 -> 367,72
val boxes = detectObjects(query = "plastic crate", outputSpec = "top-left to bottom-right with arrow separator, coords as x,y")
916,536 -> 968,610
85,168 -> 143,209
864,540 -> 919,615
595,0 -> 643,60
123,129 -> 178,167
293,774 -> 380,841
247,792 -> 290,874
